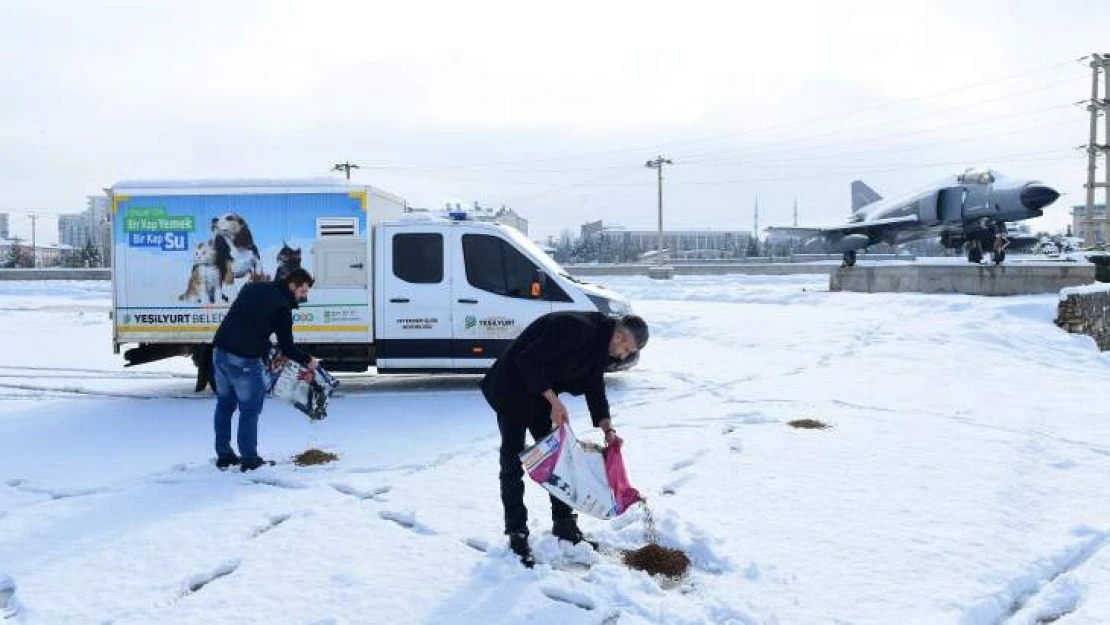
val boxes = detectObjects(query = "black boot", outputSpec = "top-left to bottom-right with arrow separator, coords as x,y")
240,457 -> 274,472
552,518 -> 599,550
508,531 -> 535,569
216,454 -> 241,470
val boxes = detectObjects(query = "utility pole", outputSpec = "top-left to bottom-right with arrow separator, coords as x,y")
753,196 -> 759,239
1083,53 -> 1110,246
793,196 -> 799,227
644,156 -> 674,279
332,161 -> 361,180
28,213 -> 37,268
1104,52 -> 1110,246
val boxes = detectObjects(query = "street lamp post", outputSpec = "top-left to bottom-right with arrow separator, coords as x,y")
645,156 -> 674,279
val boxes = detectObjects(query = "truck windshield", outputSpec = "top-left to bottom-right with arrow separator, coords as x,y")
500,227 -> 580,282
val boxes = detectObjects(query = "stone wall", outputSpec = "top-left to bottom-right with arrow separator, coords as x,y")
832,264 -> 1095,295
1055,286 -> 1110,350
0,268 -> 110,280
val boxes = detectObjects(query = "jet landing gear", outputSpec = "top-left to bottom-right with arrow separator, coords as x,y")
841,251 -> 857,268
967,240 -> 983,264
966,239 -> 1007,265
990,231 -> 1009,265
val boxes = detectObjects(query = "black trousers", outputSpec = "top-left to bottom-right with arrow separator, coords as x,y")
496,399 -> 575,535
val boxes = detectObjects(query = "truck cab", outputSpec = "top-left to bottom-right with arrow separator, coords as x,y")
374,214 -> 631,372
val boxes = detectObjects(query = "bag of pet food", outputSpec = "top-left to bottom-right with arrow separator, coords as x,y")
264,346 -> 339,420
519,422 -> 642,520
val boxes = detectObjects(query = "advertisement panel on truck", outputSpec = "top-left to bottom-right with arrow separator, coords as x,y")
113,190 -> 371,344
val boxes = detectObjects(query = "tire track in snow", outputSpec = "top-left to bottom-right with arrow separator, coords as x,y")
961,529 -> 1110,625
0,365 -> 193,379
0,382 -> 202,400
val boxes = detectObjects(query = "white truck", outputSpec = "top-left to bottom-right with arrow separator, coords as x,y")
108,178 -> 635,390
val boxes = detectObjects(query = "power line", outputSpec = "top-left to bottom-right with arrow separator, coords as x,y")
674,77 -> 1083,164
680,117 -> 1080,168
679,102 -> 1078,165
352,75 -> 1082,182
355,58 -> 1085,172
353,145 -> 1080,188
675,151 -> 1083,186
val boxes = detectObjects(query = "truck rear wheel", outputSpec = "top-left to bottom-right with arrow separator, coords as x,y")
193,344 -> 217,394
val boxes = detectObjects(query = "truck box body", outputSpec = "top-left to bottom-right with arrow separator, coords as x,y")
111,179 -> 403,350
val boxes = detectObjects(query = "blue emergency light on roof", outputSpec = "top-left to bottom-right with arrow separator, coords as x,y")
448,211 -> 468,221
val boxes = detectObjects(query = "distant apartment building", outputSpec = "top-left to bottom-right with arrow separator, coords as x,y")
434,202 -> 529,235
87,195 -> 112,266
489,207 -> 528,236
583,221 -> 754,260
0,213 -> 8,240
580,220 -> 604,241
58,213 -> 89,249
465,204 -> 528,235
1072,203 -> 1108,246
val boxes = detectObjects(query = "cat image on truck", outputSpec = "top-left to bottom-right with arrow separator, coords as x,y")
108,178 -> 636,390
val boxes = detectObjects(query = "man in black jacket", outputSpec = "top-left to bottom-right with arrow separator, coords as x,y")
481,311 -> 648,567
211,268 -> 318,471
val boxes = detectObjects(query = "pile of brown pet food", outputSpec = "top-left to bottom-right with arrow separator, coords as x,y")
787,418 -> 830,429
292,448 -> 339,466
621,501 -> 692,580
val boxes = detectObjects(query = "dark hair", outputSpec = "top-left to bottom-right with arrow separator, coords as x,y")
281,267 -> 315,287
618,314 -> 649,349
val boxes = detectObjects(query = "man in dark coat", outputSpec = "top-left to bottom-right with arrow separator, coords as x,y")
481,311 -> 649,567
211,268 -> 318,472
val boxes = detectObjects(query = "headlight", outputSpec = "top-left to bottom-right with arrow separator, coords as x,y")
587,294 -> 633,318
606,351 -> 639,372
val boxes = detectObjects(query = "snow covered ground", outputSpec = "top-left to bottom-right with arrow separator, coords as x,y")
3,274 -> 1110,624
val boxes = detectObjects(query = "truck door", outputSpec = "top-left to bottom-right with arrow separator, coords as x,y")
311,217 -> 367,288
451,230 -> 568,368
376,224 -> 453,369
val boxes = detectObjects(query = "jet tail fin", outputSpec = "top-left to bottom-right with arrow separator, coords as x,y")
851,180 -> 883,212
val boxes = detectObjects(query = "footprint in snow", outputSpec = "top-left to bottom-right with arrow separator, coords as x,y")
329,482 -> 391,501
463,537 -> 489,553
671,448 -> 709,471
661,473 -> 696,496
248,476 -> 308,490
0,574 -> 20,619
181,559 -> 240,596
540,585 -> 596,611
250,512 -> 293,539
379,510 -> 436,535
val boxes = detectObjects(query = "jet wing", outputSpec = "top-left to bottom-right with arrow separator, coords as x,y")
764,226 -> 827,239
767,215 -> 919,237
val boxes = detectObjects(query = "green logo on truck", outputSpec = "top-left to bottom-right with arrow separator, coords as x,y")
122,207 -> 195,232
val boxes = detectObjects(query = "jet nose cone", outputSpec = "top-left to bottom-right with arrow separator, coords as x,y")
1020,184 -> 1060,211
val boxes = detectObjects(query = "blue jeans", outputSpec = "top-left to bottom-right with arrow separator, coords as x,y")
212,347 -> 267,461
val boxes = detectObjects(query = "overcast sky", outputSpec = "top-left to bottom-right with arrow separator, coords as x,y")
1,0 -> 1107,244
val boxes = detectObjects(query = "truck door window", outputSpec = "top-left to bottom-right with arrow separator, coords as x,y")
392,233 -> 443,284
462,234 -> 541,299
